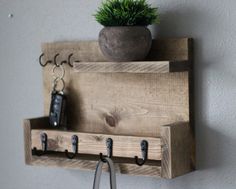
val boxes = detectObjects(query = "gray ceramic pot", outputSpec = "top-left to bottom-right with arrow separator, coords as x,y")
99,26 -> 152,62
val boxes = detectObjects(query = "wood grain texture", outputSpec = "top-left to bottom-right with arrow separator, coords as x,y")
146,38 -> 190,61
24,117 -> 194,178
41,38 -> 190,63
30,156 -> 161,177
68,72 -> 189,137
31,129 -> 161,160
42,66 -> 189,137
24,117 -> 161,177
42,39 -> 191,138
23,119 -> 32,165
160,122 -> 194,178
23,117 -> 49,165
73,61 -> 189,73
22,38 -> 195,178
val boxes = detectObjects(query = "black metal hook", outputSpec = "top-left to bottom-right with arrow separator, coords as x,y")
32,133 -> 48,156
60,53 -> 74,67
100,138 -> 113,162
65,135 -> 79,159
54,53 -> 60,67
68,53 -> 74,67
135,140 -> 148,166
39,53 -> 52,67
39,53 -> 74,67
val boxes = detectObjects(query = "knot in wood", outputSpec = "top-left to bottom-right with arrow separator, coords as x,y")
105,115 -> 116,127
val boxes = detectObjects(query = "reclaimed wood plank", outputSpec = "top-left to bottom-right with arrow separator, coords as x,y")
73,61 -> 189,73
31,129 -> 162,160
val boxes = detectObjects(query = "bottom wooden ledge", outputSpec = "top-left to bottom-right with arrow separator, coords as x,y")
28,156 -> 161,177
23,117 -> 195,178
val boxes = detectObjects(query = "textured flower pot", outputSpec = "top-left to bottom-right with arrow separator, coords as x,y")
99,26 -> 152,62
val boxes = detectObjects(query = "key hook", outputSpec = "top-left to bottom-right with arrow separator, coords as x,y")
56,53 -> 74,67
39,53 -> 52,67
32,133 -> 48,156
68,53 -> 74,67
100,138 -> 113,162
65,135 -> 79,159
54,53 -> 60,66
135,140 -> 148,166
39,53 -> 74,67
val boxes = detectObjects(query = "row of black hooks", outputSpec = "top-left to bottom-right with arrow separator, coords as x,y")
32,133 -> 149,166
39,53 -> 74,67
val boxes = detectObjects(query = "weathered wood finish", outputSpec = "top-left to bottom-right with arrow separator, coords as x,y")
23,117 -> 50,165
31,129 -> 162,160
23,38 -> 194,178
161,122 -> 194,179
73,61 -> 189,73
24,117 -> 193,178
42,39 -> 191,138
30,156 -> 161,177
24,117 -> 162,177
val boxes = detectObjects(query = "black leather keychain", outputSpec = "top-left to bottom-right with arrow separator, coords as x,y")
49,90 -> 67,128
49,65 -> 67,129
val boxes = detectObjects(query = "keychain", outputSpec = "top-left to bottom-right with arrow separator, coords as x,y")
49,65 -> 67,129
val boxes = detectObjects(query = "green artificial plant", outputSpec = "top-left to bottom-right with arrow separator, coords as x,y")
94,0 -> 160,26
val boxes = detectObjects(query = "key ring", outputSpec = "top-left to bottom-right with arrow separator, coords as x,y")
93,157 -> 117,189
51,64 -> 65,80
52,77 -> 65,92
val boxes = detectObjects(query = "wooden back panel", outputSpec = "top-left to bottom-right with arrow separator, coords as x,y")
42,38 -> 192,137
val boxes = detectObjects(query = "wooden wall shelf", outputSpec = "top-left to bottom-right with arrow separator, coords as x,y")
73,61 -> 189,73
23,38 -> 195,179
24,117 -> 192,178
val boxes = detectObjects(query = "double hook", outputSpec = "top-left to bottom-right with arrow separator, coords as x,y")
99,138 -> 148,166
39,53 -> 74,67
64,137 -> 113,160
32,133 -> 79,159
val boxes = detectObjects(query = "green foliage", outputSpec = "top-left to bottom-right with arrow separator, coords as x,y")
94,0 -> 160,26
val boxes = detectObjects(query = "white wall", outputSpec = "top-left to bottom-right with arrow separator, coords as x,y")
0,0 -> 236,188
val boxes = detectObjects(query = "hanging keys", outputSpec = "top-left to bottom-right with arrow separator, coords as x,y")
49,90 -> 67,128
49,65 -> 67,128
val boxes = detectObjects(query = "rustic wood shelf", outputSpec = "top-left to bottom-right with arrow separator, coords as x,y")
24,117 -> 192,178
73,61 -> 189,73
23,38 -> 195,179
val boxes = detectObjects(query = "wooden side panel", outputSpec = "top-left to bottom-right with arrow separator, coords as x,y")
161,122 -> 194,178
23,120 -> 32,165
31,129 -> 162,160
23,117 -> 49,165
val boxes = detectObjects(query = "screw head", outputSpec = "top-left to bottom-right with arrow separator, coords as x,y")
8,14 -> 14,18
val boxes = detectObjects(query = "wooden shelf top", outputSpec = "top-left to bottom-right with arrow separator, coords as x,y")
73,60 -> 189,73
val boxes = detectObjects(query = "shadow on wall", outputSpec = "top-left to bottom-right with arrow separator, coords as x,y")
150,6 -> 205,37
149,6 -> 233,173
195,121 -> 236,170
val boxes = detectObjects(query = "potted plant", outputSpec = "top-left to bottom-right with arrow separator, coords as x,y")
94,0 -> 159,62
